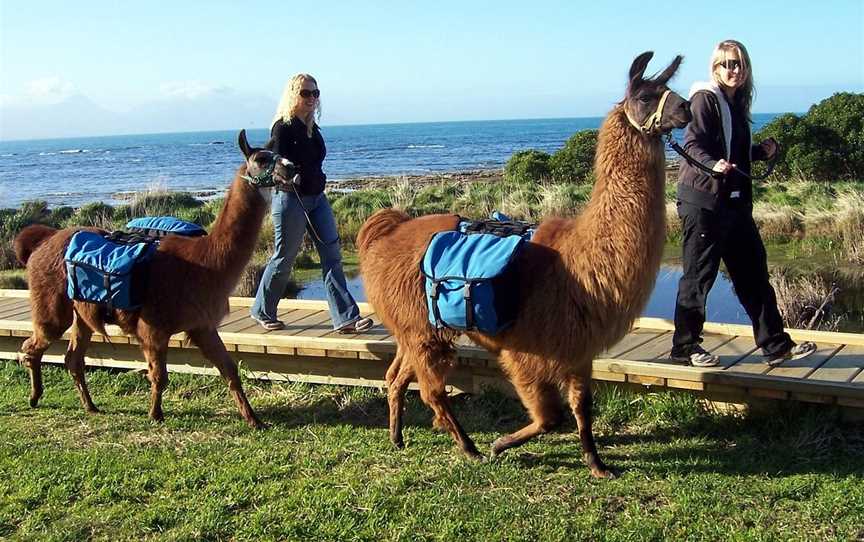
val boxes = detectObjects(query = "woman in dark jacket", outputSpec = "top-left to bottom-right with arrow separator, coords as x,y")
670,40 -> 815,367
251,73 -> 372,333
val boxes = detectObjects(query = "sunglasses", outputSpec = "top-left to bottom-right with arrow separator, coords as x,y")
299,89 -> 320,99
719,59 -> 742,71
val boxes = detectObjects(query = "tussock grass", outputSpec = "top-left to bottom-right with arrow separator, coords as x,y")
770,270 -> 844,330
752,203 -> 803,241
0,361 -> 862,541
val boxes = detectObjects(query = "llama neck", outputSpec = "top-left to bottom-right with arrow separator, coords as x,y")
200,170 -> 266,281
567,106 -> 667,316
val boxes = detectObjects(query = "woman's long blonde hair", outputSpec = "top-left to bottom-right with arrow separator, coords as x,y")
710,40 -> 754,122
271,73 -> 321,136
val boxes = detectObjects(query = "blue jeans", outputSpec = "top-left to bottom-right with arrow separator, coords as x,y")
251,191 -> 361,330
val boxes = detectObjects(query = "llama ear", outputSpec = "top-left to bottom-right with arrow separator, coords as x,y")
238,129 -> 253,159
656,55 -> 683,85
264,137 -> 275,151
628,51 -> 654,87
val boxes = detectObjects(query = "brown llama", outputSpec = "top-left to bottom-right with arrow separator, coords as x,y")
357,52 -> 691,477
13,130 -> 295,427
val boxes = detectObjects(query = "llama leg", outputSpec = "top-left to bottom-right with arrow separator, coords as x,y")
64,315 -> 99,413
140,339 -> 170,422
411,349 -> 481,459
18,334 -> 49,408
385,350 -> 414,449
490,380 -> 563,457
21,294 -> 74,408
188,328 -> 265,429
567,377 -> 615,479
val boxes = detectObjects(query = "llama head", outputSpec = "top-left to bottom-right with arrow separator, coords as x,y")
623,52 -> 691,136
237,129 -> 298,197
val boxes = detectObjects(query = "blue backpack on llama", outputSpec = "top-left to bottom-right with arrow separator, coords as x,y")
420,214 -> 535,335
64,216 -> 204,310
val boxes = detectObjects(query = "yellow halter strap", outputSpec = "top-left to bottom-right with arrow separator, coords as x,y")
626,89 -> 672,136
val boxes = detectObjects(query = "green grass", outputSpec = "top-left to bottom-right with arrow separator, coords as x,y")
1,361 -> 862,541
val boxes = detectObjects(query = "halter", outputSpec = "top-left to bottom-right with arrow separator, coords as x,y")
626,89 -> 672,136
241,153 -> 292,188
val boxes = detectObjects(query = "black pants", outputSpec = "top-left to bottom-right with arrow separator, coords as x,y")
672,202 -> 792,356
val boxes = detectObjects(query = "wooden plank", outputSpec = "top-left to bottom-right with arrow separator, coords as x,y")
765,343 -> 841,380
0,303 -> 31,320
0,298 -> 24,310
809,345 -> 864,383
634,316 -> 864,346
710,336 -> 760,369
621,332 -> 673,362
602,328 -> 665,357
0,289 -> 30,298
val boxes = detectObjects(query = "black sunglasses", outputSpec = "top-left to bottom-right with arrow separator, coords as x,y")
299,89 -> 320,99
720,59 -> 742,71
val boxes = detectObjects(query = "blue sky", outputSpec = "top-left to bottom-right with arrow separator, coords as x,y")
0,0 -> 861,139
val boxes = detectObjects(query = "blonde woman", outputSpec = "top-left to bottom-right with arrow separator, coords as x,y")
251,74 -> 372,333
670,40 -> 815,367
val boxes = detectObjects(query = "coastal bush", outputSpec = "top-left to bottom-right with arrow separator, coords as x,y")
503,150 -> 551,183
549,129 -> 597,184
115,191 -> 204,223
68,202 -> 115,229
411,183 -> 461,215
537,183 -> 591,218
329,189 -> 391,245
389,177 -> 417,212
755,92 -> 864,181
452,180 -> 506,218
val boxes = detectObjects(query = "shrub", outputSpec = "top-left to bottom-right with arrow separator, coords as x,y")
550,129 -> 598,184
411,183 -> 461,216
755,92 -> 864,181
503,150 -> 551,183
68,202 -> 115,228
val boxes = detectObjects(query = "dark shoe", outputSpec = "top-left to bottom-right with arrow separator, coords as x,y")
252,317 -> 285,331
338,317 -> 373,334
670,344 -> 720,367
765,341 -> 816,367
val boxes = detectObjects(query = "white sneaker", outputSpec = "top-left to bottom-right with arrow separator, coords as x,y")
670,345 -> 720,367
765,341 -> 816,367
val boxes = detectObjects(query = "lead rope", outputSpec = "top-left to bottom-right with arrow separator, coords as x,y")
665,132 -> 781,181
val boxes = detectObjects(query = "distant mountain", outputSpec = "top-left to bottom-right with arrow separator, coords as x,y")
0,90 -> 275,140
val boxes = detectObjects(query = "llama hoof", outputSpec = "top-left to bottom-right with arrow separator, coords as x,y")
149,412 -> 165,423
249,419 -> 269,430
85,405 -> 101,414
490,437 -> 510,457
390,436 -> 405,449
590,466 -> 618,479
29,397 -> 39,408
463,448 -> 485,461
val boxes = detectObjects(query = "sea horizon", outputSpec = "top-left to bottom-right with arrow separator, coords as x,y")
0,113 -> 783,209
0,111 -> 801,145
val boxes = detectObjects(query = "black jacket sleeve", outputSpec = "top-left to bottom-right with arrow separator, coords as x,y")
269,120 -> 293,157
683,91 -> 722,170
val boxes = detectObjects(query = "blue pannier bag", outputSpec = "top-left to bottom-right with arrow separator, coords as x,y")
64,231 -> 157,310
126,216 -> 206,237
421,217 -> 533,335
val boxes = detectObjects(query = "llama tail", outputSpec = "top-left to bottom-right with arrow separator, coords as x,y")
13,224 -> 58,265
357,208 -> 410,256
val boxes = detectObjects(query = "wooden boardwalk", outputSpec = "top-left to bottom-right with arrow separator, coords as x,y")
0,289 -> 862,409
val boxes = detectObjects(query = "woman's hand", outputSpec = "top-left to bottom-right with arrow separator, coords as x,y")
712,159 -> 735,174
759,138 -> 779,161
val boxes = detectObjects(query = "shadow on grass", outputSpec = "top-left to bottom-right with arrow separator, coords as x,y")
3,361 -> 863,478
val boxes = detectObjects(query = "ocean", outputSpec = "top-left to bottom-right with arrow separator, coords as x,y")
0,115 -> 779,209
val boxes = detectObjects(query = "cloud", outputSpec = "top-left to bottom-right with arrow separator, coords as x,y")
158,81 -> 230,100
24,77 -> 78,105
